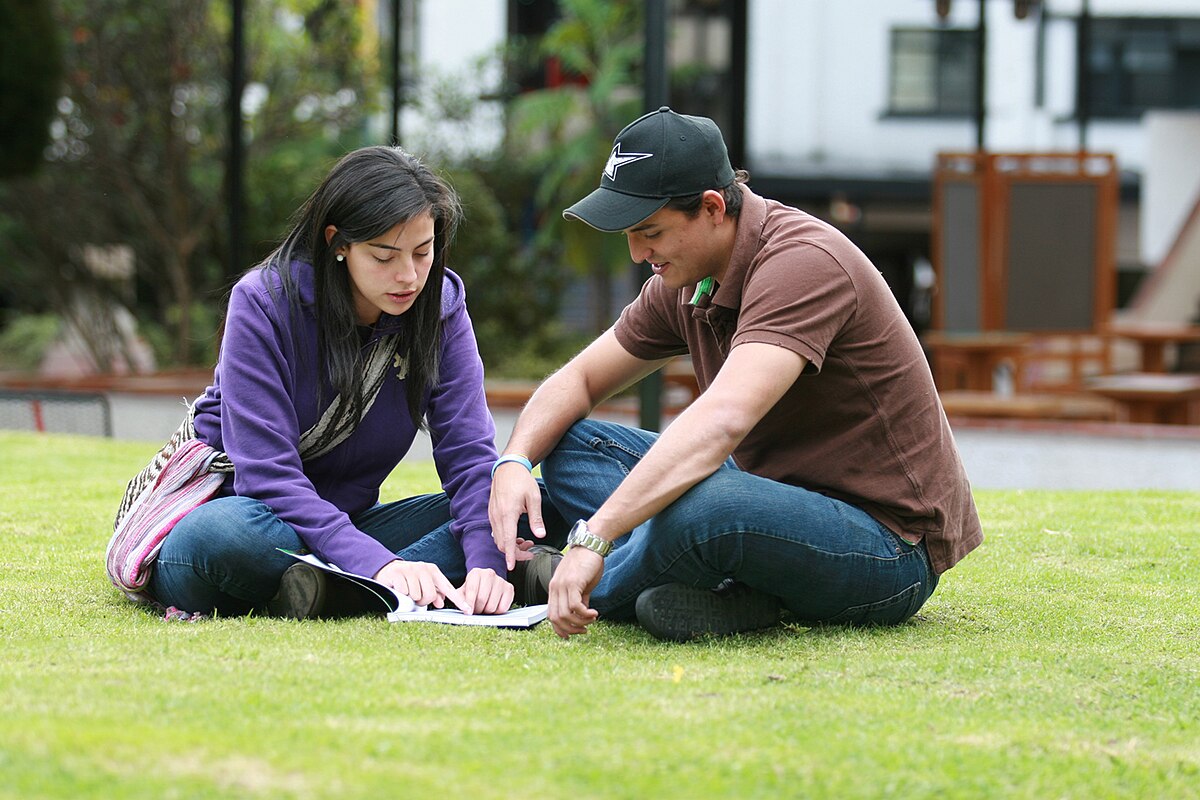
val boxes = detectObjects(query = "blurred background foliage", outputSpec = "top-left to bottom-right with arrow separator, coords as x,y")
0,0 -> 62,179
0,0 -> 636,379
506,0 -> 643,335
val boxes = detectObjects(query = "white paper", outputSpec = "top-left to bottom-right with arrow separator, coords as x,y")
386,603 -> 548,628
280,550 -> 547,627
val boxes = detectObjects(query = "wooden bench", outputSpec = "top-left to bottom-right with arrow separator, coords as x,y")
656,358 -> 1130,423
939,390 -> 1116,422
484,379 -> 538,410
659,360 -> 1126,423
1107,322 -> 1200,373
662,357 -> 701,411
1084,373 -> 1200,425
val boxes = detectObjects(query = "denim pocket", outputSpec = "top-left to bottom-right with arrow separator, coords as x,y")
820,580 -> 924,627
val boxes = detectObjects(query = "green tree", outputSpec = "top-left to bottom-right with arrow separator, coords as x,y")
391,46 -> 578,377
0,0 -> 382,368
0,0 -> 62,178
442,160 -> 582,378
506,0 -> 643,334
236,0 -> 384,268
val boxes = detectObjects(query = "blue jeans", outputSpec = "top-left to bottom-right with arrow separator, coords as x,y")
150,493 -> 466,615
541,420 -> 938,625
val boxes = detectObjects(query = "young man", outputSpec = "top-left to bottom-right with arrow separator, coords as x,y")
489,107 -> 982,641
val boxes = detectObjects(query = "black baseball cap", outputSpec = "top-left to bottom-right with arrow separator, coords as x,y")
563,107 -> 736,232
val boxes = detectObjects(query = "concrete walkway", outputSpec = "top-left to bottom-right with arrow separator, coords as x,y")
98,392 -> 1200,491
948,419 -> 1200,491
4,375 -> 1200,491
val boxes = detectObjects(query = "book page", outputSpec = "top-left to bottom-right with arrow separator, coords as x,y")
387,604 -> 548,628
279,549 -> 547,627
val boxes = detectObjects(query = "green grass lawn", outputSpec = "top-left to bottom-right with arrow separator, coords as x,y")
1,430 -> 1198,799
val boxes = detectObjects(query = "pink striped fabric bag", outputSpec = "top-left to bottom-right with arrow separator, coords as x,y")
104,334 -> 398,605
105,436 -> 231,602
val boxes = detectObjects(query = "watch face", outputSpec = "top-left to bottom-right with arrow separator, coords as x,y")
567,519 -> 610,557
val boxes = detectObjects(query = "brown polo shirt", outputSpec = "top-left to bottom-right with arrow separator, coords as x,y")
613,188 -> 983,573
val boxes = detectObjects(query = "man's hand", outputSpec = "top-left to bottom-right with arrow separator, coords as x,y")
488,463 -> 547,571
548,547 -> 604,639
460,567 -> 515,615
374,560 -> 470,613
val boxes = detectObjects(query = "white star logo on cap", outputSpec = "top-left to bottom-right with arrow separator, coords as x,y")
604,143 -> 653,181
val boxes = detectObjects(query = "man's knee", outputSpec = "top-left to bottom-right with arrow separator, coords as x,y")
551,419 -> 624,452
543,419 -> 621,476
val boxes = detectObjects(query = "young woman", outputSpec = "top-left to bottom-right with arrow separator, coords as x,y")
140,146 -> 518,617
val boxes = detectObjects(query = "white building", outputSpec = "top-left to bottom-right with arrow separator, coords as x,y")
394,0 -> 1200,324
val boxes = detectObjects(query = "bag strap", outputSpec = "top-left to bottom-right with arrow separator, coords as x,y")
124,332 -> 398,514
298,333 -> 400,461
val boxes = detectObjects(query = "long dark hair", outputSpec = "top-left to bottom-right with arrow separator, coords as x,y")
260,145 -> 462,427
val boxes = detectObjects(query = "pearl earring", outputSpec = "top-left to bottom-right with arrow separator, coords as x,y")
335,253 -> 345,262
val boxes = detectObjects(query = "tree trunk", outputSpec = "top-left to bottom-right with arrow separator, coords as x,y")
161,249 -> 193,363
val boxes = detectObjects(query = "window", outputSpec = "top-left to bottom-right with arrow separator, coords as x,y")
887,28 -> 978,117
1085,18 -> 1200,118
669,0 -> 739,141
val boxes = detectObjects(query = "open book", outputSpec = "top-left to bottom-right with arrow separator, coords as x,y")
280,550 -> 548,628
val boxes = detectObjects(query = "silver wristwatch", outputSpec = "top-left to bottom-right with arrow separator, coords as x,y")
566,519 -> 613,558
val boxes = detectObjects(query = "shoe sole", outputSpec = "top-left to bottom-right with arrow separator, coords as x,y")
266,563 -> 327,620
635,583 -> 781,642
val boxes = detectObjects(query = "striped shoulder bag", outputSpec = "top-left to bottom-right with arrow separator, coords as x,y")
105,335 -> 399,603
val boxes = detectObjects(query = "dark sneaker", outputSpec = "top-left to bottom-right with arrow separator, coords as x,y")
635,582 -> 782,642
266,563 -> 328,620
509,545 -> 563,606
266,563 -> 382,619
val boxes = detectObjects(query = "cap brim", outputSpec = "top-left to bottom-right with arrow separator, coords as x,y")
562,187 -> 670,233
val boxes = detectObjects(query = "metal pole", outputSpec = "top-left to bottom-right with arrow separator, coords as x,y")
645,0 -> 668,106
974,0 -> 987,151
391,0 -> 402,145
728,0 -> 748,168
638,0 -> 668,432
1034,2 -> 1047,108
228,0 -> 245,279
1077,0 -> 1091,151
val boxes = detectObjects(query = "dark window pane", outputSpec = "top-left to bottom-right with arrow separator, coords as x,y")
889,27 -> 976,116
1177,51 -> 1200,106
1083,17 -> 1200,117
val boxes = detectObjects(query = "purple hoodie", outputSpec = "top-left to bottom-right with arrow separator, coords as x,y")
191,261 -> 503,579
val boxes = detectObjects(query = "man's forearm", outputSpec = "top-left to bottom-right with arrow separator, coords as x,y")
584,342 -> 808,543
501,330 -> 662,466
585,394 -> 743,541
501,368 -> 595,466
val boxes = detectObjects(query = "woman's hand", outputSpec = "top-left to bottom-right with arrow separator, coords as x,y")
460,567 -> 515,615
374,560 -> 469,612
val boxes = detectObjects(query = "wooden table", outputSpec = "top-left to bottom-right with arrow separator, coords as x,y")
1085,373 -> 1200,425
1107,322 -> 1200,373
923,331 -> 1032,392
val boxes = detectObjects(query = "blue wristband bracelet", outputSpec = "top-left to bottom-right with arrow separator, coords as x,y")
491,454 -> 533,478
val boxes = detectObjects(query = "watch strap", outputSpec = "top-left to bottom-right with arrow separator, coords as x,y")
567,519 -> 613,558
